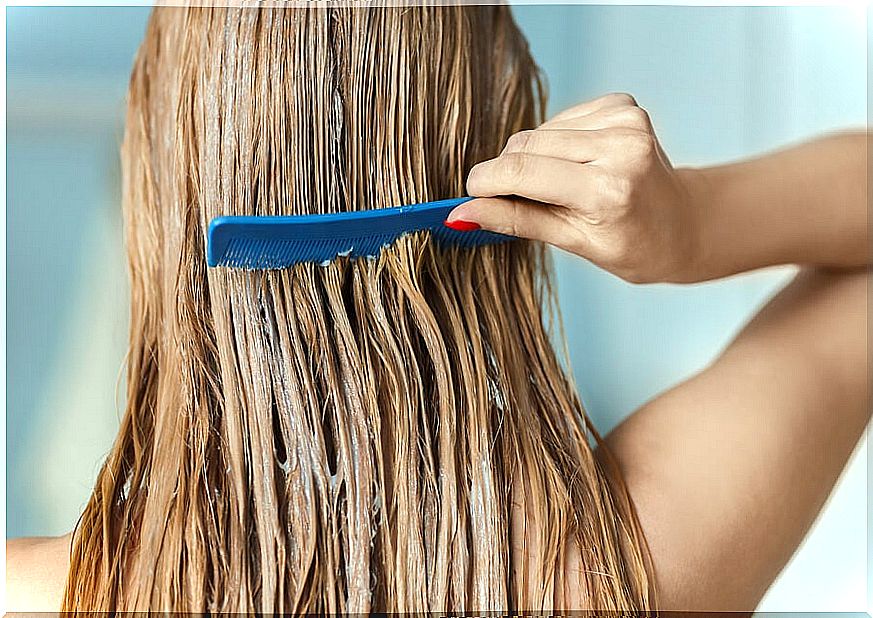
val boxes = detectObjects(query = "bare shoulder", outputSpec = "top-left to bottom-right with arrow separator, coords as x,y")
6,532 -> 72,613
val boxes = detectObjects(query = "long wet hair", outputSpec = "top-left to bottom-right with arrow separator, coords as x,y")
63,6 -> 653,613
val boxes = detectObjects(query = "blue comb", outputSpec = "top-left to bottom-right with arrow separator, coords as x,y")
206,197 -> 512,269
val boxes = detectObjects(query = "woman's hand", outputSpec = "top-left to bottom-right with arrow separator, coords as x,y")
450,94 -> 869,283
446,93 -> 701,283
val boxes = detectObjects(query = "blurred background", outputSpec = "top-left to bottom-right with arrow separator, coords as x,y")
6,4 -> 868,612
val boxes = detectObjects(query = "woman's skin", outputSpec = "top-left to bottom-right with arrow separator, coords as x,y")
7,93 -> 869,612
448,92 -> 870,610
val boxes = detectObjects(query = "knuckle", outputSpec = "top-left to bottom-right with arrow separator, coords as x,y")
620,106 -> 651,130
504,130 -> 535,154
635,107 -> 653,128
499,152 -> 529,183
608,92 -> 638,107
506,201 -> 526,238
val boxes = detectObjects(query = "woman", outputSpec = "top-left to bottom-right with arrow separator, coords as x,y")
7,6 -> 869,614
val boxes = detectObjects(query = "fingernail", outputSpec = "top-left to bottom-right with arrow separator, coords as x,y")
443,219 -> 481,232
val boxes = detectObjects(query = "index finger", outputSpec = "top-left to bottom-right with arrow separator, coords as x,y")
466,152 -> 599,210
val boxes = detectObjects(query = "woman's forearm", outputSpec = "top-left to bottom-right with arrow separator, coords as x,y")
682,131 -> 869,281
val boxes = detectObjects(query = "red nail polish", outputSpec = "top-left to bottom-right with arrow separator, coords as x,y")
443,219 -> 481,232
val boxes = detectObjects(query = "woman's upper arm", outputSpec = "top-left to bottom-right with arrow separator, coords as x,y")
6,534 -> 71,613
600,269 -> 869,610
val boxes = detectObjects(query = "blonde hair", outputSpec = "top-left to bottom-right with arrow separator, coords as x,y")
63,5 -> 653,613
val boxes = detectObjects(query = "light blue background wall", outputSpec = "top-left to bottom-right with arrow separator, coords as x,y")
6,5 -> 868,611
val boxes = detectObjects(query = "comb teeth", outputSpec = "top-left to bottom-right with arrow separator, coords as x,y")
215,229 -> 510,269
220,234 -> 393,269
207,197 -> 514,269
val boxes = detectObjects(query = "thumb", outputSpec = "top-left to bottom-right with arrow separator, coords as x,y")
444,197 -> 570,245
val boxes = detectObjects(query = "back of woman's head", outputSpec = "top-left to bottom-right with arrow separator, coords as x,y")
64,6 -> 653,613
